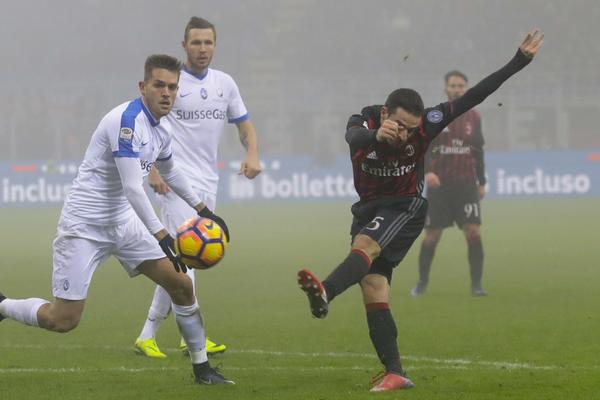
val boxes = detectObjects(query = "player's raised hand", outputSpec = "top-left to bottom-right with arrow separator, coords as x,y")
519,29 -> 544,59
148,167 -> 170,195
239,154 -> 262,179
376,120 -> 399,143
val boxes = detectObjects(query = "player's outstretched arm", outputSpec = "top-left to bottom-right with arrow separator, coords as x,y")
450,29 -> 544,119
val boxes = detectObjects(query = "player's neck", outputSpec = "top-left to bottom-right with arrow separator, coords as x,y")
140,97 -> 161,124
184,62 -> 209,80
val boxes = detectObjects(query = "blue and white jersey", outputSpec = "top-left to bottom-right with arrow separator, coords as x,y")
62,98 -> 173,225
166,67 -> 248,195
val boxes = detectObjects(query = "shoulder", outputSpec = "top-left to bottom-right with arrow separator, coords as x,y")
209,68 -> 237,86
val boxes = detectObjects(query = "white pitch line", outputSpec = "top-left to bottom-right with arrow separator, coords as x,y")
0,365 -> 469,374
0,343 -> 589,371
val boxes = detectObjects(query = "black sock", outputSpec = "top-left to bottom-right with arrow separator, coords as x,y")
418,242 -> 436,285
322,249 -> 371,302
366,303 -> 403,374
468,238 -> 484,287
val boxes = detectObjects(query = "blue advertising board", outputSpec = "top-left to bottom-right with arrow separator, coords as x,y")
1,150 -> 599,208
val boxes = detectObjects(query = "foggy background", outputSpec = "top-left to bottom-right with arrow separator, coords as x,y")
0,0 -> 598,162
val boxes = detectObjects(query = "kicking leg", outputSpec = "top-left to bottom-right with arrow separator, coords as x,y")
297,234 -> 380,318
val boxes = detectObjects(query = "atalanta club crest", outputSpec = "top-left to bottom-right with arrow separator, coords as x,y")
200,88 -> 208,99
217,87 -> 223,97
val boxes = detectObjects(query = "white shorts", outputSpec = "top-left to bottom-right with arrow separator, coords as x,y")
52,214 -> 165,300
157,190 -> 217,236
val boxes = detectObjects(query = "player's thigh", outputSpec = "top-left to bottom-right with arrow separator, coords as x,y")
158,190 -> 216,236
113,216 -> 170,278
356,197 -> 427,251
453,185 -> 482,228
137,258 -> 194,306
425,187 -> 454,229
52,218 -> 113,301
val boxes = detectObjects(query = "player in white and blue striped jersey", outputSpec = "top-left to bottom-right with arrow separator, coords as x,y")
134,17 -> 261,358
0,54 -> 234,385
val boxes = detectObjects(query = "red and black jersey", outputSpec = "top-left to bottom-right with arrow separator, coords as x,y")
346,49 -> 532,202
427,109 -> 486,186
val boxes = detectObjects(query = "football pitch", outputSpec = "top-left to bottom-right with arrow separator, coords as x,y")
1,199 -> 598,399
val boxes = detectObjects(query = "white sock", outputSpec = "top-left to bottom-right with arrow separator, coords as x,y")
0,298 -> 49,327
139,285 -> 172,340
172,300 -> 207,364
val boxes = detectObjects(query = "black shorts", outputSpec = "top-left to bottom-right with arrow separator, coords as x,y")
425,182 -> 482,229
350,196 -> 428,283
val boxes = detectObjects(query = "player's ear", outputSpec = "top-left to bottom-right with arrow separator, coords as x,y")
138,80 -> 145,96
380,106 -> 388,121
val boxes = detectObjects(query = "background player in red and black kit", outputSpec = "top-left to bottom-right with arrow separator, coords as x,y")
296,30 -> 543,393
412,70 -> 488,297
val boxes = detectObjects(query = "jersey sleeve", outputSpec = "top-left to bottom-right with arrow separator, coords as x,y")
109,107 -> 142,158
422,102 -> 454,141
345,114 -> 378,149
225,75 -> 249,124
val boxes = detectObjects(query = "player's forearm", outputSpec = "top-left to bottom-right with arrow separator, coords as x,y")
345,127 -> 378,148
474,152 -> 486,185
238,121 -> 258,154
114,157 -> 164,235
155,158 -> 202,209
453,50 -> 532,117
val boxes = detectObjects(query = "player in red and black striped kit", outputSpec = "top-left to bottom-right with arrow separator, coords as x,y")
412,70 -> 489,297
296,30 -> 543,392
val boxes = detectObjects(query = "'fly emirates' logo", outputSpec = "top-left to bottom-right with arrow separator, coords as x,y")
360,161 -> 416,177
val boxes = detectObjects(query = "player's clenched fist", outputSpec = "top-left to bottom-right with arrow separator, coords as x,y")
376,119 -> 399,143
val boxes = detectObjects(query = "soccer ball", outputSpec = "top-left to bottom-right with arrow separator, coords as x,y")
174,216 -> 228,269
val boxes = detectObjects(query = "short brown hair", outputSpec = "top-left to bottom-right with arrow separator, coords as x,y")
385,88 -> 425,117
445,70 -> 468,83
184,16 -> 216,42
144,54 -> 182,81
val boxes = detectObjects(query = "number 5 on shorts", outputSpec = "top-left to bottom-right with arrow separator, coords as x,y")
366,216 -> 384,231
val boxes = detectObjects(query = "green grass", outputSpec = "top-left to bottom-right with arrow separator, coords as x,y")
1,199 -> 599,399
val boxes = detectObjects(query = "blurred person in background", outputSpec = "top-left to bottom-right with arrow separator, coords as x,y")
133,16 -> 261,359
412,70 -> 488,297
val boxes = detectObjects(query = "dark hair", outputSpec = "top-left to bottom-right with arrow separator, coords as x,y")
144,54 -> 182,81
384,88 -> 424,117
444,70 -> 468,83
184,16 -> 216,42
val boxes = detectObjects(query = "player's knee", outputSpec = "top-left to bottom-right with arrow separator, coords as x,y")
423,230 -> 442,247
165,275 -> 194,305
464,225 -> 481,243
352,234 -> 381,260
360,274 -> 389,303
50,314 -> 80,333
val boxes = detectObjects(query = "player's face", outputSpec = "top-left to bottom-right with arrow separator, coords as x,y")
445,76 -> 467,101
139,68 -> 180,119
381,107 -> 422,147
183,28 -> 215,72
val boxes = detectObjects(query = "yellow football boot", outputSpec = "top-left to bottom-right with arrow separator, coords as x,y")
134,338 -> 167,359
179,337 -> 227,355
